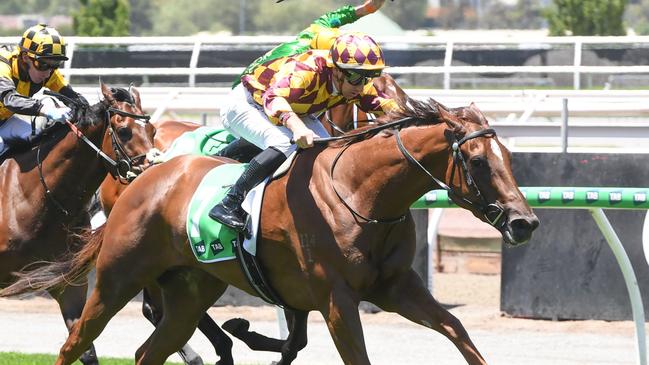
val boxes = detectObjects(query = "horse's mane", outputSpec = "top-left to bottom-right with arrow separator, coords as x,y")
329,96 -> 442,148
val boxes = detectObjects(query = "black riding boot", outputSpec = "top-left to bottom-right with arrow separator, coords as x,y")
209,146 -> 287,231
216,138 -> 262,163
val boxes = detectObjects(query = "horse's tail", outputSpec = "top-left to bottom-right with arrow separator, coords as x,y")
0,225 -> 106,298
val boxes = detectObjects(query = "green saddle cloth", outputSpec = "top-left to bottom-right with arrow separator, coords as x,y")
186,163 -> 248,263
163,126 -> 236,161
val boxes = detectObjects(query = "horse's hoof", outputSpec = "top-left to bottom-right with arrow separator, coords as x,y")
222,317 -> 250,336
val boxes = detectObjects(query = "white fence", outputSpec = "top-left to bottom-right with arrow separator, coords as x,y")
2,35 -> 649,89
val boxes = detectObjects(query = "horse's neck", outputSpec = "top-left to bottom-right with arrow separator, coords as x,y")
31,123 -> 108,215
339,124 -> 450,217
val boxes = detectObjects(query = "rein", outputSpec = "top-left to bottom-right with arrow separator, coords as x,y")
319,117 -> 505,228
36,91 -> 151,215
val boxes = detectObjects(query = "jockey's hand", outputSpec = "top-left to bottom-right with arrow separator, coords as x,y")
40,104 -> 72,123
292,126 -> 316,149
285,114 -> 315,149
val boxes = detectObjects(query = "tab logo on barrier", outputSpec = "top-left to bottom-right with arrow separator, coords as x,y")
609,191 -> 623,204
633,192 -> 647,204
586,191 -> 599,202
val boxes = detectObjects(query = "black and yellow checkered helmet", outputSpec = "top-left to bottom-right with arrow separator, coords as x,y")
19,24 -> 68,61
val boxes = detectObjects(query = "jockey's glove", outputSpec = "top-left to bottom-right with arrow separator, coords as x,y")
40,104 -> 72,123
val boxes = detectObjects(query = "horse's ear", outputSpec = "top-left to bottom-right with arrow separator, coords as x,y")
101,83 -> 116,106
130,86 -> 142,110
433,99 -> 462,131
469,102 -> 489,126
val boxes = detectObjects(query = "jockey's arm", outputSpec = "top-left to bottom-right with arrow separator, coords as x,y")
355,0 -> 387,17
262,73 -> 316,149
356,81 -> 400,116
58,85 -> 89,107
0,76 -> 43,116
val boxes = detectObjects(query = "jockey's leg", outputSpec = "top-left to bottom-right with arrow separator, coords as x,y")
211,84 -> 329,231
209,146 -> 286,231
0,115 -> 37,156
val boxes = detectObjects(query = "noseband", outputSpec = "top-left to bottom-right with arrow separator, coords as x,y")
107,106 -> 152,183
319,117 -> 505,228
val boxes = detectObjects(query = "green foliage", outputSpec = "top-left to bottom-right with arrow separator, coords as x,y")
545,0 -> 627,36
625,0 -> 649,35
482,0 -> 544,29
0,0 -> 79,16
380,0 -> 428,30
73,0 -> 130,36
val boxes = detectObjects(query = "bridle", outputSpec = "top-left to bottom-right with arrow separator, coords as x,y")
319,117 -> 506,229
36,91 -> 151,216
322,108 -> 377,136
106,104 -> 152,183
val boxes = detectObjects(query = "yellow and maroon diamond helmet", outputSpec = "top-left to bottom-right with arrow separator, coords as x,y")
19,24 -> 68,61
330,32 -> 385,78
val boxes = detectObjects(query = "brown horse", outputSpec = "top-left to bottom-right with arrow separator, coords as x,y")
90,76 -> 407,365
98,119 -> 199,215
0,82 -> 156,364
4,96 -> 538,365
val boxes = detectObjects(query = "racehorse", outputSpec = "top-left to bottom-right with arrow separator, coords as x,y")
98,118 -> 199,215
4,96 -> 539,365
0,82 -> 156,365
90,74 -> 407,365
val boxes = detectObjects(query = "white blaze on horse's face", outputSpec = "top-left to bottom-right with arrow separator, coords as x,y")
135,120 -> 147,128
490,139 -> 504,162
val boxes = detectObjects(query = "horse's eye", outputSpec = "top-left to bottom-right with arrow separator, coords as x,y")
117,127 -> 132,142
470,156 -> 488,169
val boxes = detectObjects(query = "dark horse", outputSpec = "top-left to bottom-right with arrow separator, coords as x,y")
3,96 -> 538,365
0,82 -> 156,364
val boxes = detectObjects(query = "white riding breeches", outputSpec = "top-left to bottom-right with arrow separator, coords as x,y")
220,84 -> 330,157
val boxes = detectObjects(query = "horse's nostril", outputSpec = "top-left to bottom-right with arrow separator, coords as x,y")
509,218 -> 539,233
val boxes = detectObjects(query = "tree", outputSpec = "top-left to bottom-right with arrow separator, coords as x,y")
380,0 -> 428,30
626,0 -> 649,35
545,0 -> 627,36
73,0 -> 130,36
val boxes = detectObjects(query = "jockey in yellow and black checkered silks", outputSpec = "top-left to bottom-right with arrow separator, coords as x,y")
0,24 -> 86,157
19,24 -> 68,63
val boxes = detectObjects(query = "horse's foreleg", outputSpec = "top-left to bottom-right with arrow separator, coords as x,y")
135,269 -> 228,365
275,309 -> 309,365
320,285 -> 371,365
50,281 -> 98,365
370,269 -> 487,365
195,312 -> 234,365
142,286 -> 205,365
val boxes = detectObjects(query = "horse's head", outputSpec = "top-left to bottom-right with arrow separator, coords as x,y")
100,83 -> 159,180
433,100 -> 539,246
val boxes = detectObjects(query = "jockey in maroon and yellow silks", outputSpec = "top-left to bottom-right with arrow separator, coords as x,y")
241,49 -> 398,126
234,1 -> 384,88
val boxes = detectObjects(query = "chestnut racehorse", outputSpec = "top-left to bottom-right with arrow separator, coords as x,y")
90,74 -> 407,365
5,96 -> 538,365
0,82 -> 156,365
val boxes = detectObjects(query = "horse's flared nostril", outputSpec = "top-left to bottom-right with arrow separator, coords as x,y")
508,216 -> 538,244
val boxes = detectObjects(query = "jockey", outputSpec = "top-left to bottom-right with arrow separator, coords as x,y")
209,32 -> 399,231
233,0 -> 388,88
0,24 -> 87,157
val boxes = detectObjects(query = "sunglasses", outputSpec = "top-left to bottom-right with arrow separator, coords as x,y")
342,70 -> 370,86
31,58 -> 62,71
